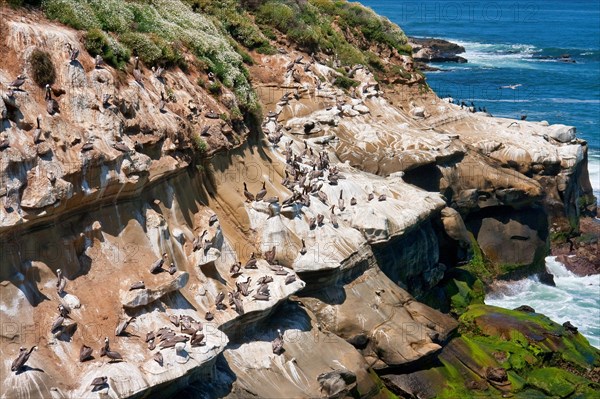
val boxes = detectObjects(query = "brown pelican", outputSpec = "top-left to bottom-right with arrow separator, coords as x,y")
100,337 -> 110,357
159,335 -> 188,349
350,197 -> 357,206
257,275 -> 273,285
133,57 -> 143,83
129,281 -> 145,290
51,315 -> 64,333
0,139 -> 9,151
256,182 -> 267,201
230,262 -> 242,276
237,278 -> 252,296
328,174 -> 339,185
192,230 -> 207,252
317,190 -> 328,204
316,213 -> 324,226
106,349 -> 123,362
56,269 -> 66,294
367,193 -> 374,201
257,283 -> 271,296
264,246 -> 276,265
244,252 -> 257,269
94,55 -> 104,69
8,74 -> 26,89
45,85 -> 59,115
58,303 -> 70,318
299,239 -> 307,255
230,292 -> 244,315
115,317 -> 134,336
80,344 -> 93,362
33,115 -> 44,143
215,292 -> 226,310
272,329 -> 284,355
145,331 -> 155,342
285,274 -> 296,285
330,205 -> 338,227
153,352 -> 163,366
65,43 -> 79,61
338,191 -> 345,211
169,314 -> 180,327
81,141 -> 94,152
191,331 -> 206,347
101,93 -> 111,107
253,292 -> 270,301
205,110 -> 219,119
150,253 -> 168,274
90,376 -> 107,390
158,91 -> 166,113
208,213 -> 218,225
243,182 -> 255,202
309,216 -> 317,229
11,346 -> 37,372
113,142 -> 130,153
295,55 -> 304,64
205,311 -> 214,321
147,339 -> 156,350
378,194 -> 387,201
168,263 -> 177,275
152,66 -> 165,79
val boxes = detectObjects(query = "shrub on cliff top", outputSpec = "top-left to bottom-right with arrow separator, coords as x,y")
28,48 -> 56,87
84,28 -> 130,70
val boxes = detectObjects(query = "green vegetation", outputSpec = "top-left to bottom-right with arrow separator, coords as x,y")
27,48 -> 56,87
41,0 -> 259,111
333,75 -> 359,90
84,29 -> 130,70
192,134 -> 207,154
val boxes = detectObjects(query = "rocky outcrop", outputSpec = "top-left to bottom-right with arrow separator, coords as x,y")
408,37 -> 468,67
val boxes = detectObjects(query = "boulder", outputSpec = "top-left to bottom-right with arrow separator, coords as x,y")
548,124 -> 576,143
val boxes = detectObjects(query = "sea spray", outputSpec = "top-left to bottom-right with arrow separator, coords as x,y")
486,256 -> 600,348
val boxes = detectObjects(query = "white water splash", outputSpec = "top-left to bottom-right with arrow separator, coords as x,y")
486,256 -> 600,348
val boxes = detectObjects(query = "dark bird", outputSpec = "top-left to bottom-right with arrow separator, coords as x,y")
230,262 -> 242,276
244,252 -> 257,269
209,214 -> 219,226
150,253 -> 168,274
115,317 -> 134,336
378,194 -> 386,201
191,331 -> 206,347
232,293 -> 244,315
168,263 -> 177,275
316,213 -> 324,226
145,331 -> 155,343
102,93 -> 111,107
285,274 -> 296,285
272,329 -> 284,355
95,55 -> 104,69
147,339 -> 156,350
90,376 -> 107,390
317,190 -> 328,204
129,281 -> 145,290
253,292 -> 270,301
205,110 -> 219,119
56,268 -> 66,294
158,91 -> 166,113
243,182 -> 255,202
45,85 -> 60,115
350,197 -> 357,206
57,303 -> 70,318
8,74 -> 26,89
236,278 -> 252,296
0,139 -> 9,151
66,43 -> 79,61
100,337 -> 110,357
264,246 -> 276,265
192,230 -> 207,252
169,314 -> 180,327
80,345 -> 93,362
256,182 -> 267,201
309,217 -> 316,230
51,315 -> 65,333
159,335 -> 188,349
367,193 -> 374,201
106,349 -> 123,362
330,205 -> 338,227
215,291 -> 226,310
11,346 -> 37,372
133,57 -> 143,83
153,352 -> 163,366
205,311 -> 214,321
338,190 -> 345,211
81,141 -> 95,153
33,115 -> 43,143
113,142 -> 130,153
299,239 -> 307,255
152,66 -> 165,79
257,275 -> 273,285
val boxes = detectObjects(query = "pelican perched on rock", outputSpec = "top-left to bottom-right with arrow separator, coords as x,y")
367,193 -> 374,201
112,141 -> 130,153
215,292 -> 226,310
152,66 -> 165,79
158,91 -> 166,113
256,182 -> 267,201
65,43 -> 79,61
80,344 -> 93,362
50,314 -> 65,333
129,281 -> 145,290
133,57 -> 143,84
316,214 -> 324,226
90,376 -> 108,391
378,194 -> 387,201
338,190 -> 345,211
272,329 -> 284,355
330,205 -> 338,227
56,269 -> 66,294
33,115 -> 43,143
150,253 -> 168,274
230,262 -> 242,276
153,352 -> 163,366
299,239 -> 307,255
94,55 -> 104,69
45,85 -> 59,115
244,252 -> 257,269
285,274 -> 296,285
115,317 -> 134,336
168,263 -> 177,275
243,182 -> 255,202
11,346 -> 37,372
350,197 -> 357,206
264,246 -> 276,265
191,330 -> 206,347
8,74 -> 26,89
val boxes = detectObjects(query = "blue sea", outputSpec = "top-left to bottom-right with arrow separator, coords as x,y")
360,0 -> 600,348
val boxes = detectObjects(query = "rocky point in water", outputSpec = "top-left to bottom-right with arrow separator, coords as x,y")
0,1 -> 598,398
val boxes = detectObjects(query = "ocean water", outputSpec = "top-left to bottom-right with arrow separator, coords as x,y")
360,0 -> 600,200
359,0 -> 600,348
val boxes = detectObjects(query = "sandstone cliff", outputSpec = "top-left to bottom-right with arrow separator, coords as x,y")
1,2 -> 598,398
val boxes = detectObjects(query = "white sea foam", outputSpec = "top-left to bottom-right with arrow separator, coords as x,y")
441,39 -> 539,69
486,256 -> 600,348
588,149 -> 600,203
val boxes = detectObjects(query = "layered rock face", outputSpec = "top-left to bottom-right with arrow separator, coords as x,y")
1,5 -> 598,399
